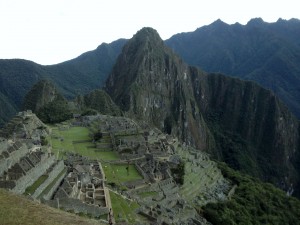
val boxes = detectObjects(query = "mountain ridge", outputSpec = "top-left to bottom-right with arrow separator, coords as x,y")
1,18 -> 300,126
165,18 -> 300,118
0,39 -> 125,126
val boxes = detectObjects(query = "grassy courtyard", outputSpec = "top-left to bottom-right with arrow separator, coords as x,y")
102,163 -> 143,185
49,126 -> 120,161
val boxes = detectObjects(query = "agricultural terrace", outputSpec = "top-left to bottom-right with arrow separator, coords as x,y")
109,191 -> 144,224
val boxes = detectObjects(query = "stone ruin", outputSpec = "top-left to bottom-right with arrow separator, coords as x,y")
0,112 -> 112,221
0,112 -> 66,199
6,112 -> 231,224
135,154 -> 172,183
0,110 -> 49,141
43,153 -> 111,218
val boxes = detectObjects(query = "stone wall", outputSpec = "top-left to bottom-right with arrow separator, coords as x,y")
32,160 -> 65,199
0,143 -> 30,176
11,155 -> 55,194
0,139 -> 8,154
0,180 -> 15,189
42,168 -> 67,200
135,162 -> 149,180
44,198 -> 109,217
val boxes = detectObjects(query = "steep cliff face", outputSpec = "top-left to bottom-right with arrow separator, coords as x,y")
192,73 -> 299,185
106,27 -> 300,195
165,18 -> 300,118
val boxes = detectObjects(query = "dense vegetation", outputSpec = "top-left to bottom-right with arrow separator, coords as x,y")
198,73 -> 300,195
36,95 -> 73,123
23,80 -> 73,124
203,163 -> 300,225
171,161 -> 185,185
0,92 -> 17,126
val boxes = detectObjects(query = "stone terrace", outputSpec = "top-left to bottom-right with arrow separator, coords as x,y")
0,111 -> 66,199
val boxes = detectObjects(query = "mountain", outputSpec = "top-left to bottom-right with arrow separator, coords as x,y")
106,27 -> 300,197
0,39 -> 126,126
165,18 -> 300,118
2,18 -> 300,126
23,80 -> 72,123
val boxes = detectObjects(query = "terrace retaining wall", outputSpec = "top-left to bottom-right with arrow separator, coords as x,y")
32,160 -> 65,199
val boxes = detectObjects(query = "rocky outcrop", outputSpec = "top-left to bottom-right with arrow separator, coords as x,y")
23,80 -> 72,123
23,80 -> 59,113
106,27 -> 300,196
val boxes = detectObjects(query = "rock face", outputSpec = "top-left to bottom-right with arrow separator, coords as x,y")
106,27 -> 300,196
165,18 -> 300,119
194,73 -> 300,189
106,28 -> 213,151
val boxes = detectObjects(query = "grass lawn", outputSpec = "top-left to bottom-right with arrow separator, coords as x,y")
109,191 -> 140,224
59,126 -> 91,140
93,151 -> 119,161
103,164 -> 143,184
138,191 -> 158,198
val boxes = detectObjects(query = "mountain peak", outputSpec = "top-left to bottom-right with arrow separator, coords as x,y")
246,17 -> 265,26
105,27 -> 167,107
131,27 -> 163,46
277,17 -> 300,24
211,19 -> 228,27
136,27 -> 159,36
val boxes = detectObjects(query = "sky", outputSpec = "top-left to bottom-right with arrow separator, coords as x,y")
0,0 -> 299,65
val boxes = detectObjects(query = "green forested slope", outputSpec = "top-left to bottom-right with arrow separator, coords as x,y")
203,163 -> 300,225
0,39 -> 126,126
